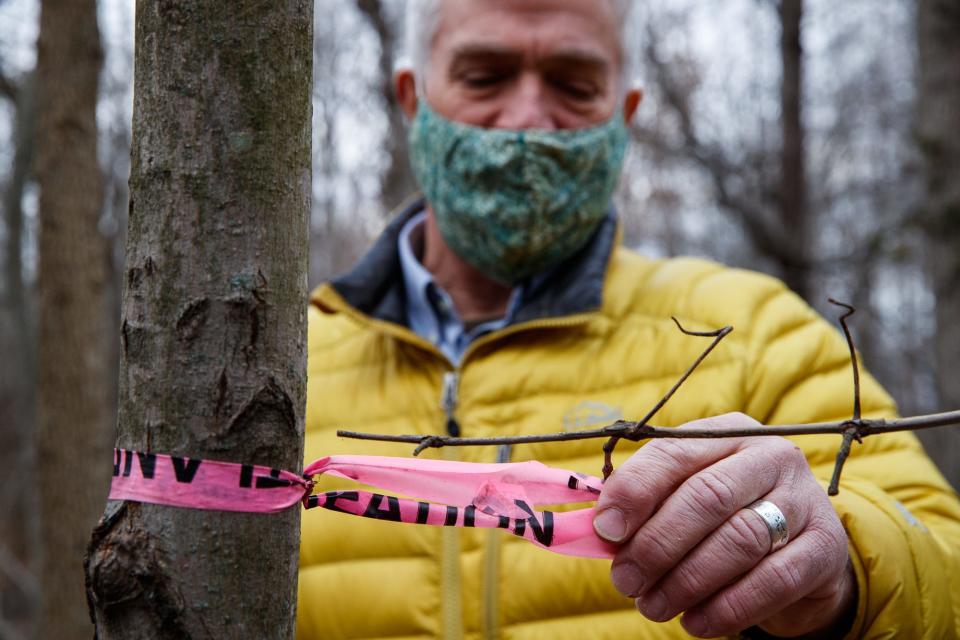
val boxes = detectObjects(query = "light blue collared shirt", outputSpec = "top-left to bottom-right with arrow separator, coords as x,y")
398,211 -> 524,365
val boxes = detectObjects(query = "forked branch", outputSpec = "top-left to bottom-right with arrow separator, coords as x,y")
600,319 -> 732,479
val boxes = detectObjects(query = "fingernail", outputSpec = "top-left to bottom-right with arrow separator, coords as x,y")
593,508 -> 627,542
637,591 -> 668,621
611,562 -> 644,597
682,611 -> 707,636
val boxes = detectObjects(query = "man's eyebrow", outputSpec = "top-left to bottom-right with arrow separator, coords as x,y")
541,49 -> 611,73
448,44 -> 610,73
449,44 -> 522,63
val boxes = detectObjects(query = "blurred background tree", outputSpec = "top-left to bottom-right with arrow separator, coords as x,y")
32,0 -> 110,636
0,0 -> 957,634
916,0 -> 960,507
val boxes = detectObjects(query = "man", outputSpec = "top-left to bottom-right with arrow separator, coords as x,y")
297,1 -> 960,638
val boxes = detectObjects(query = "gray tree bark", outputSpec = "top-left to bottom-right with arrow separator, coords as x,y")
84,1 -> 312,637
33,0 -> 112,636
917,0 -> 960,490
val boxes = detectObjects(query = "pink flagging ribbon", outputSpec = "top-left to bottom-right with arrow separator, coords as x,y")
109,449 -> 617,558
109,448 -> 310,513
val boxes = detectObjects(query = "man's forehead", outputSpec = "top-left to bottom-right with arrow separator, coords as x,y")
431,0 -> 621,64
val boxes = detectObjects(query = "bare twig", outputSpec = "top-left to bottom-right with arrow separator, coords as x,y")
829,299 -> 861,420
827,426 -> 861,496
601,319 -> 732,479
826,299 -> 862,495
338,411 -> 960,449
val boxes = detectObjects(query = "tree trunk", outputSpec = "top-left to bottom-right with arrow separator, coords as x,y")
778,0 -> 811,301
0,72 -> 39,635
32,0 -> 111,635
84,1 -> 312,636
916,0 -> 960,490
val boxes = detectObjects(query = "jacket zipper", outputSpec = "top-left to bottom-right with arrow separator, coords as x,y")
315,286 -> 597,639
442,372 -> 461,436
440,371 -> 464,640
482,443 -> 512,640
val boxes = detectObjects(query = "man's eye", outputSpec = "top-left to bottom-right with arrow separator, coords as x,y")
555,81 -> 598,100
461,72 -> 506,88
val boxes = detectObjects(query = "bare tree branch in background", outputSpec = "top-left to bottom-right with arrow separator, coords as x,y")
916,0 -> 960,488
311,10 -> 344,283
0,69 -> 18,102
309,5 -> 388,286
778,0 -> 811,300
633,3 -> 815,300
0,68 -> 38,638
356,0 -> 416,212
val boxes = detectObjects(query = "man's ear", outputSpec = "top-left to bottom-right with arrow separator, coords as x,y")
395,69 -> 418,119
622,88 -> 643,124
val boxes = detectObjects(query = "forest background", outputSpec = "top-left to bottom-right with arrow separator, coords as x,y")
0,0 -> 958,636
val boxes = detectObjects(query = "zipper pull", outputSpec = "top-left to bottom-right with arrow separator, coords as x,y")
441,371 -> 461,437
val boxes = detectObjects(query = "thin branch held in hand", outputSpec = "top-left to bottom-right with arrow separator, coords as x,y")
338,410 -> 960,449
337,304 -> 960,494
826,299 -> 863,495
829,298 -> 861,420
828,426 -> 860,496
601,318 -> 732,479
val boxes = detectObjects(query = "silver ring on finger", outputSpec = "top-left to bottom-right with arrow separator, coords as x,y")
745,499 -> 789,553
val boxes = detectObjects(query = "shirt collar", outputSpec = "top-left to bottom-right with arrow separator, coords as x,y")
398,211 -> 440,342
397,210 -> 527,363
326,196 -> 618,331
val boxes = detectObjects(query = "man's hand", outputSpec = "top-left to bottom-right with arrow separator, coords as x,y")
593,413 -> 856,638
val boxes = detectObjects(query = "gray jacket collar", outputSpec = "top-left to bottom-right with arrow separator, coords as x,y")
329,198 -> 617,327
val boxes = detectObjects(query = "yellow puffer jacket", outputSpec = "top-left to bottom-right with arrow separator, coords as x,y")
298,212 -> 960,639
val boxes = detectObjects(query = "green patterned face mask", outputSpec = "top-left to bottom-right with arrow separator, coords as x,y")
408,102 -> 628,284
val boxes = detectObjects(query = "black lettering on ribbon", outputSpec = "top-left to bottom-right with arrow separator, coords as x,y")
136,451 -> 157,479
464,505 -> 476,527
171,456 -> 202,483
416,501 -> 430,524
513,517 -> 526,537
113,449 -> 122,476
239,465 -> 290,489
305,494 -> 319,509
497,515 -> 510,529
444,505 -> 459,526
362,494 -> 402,522
321,491 -> 359,514
514,500 -> 555,547
122,449 -> 133,477
255,468 -> 291,489
567,473 -> 600,495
